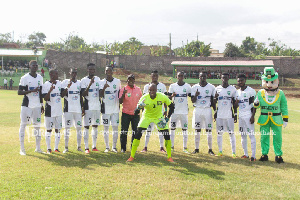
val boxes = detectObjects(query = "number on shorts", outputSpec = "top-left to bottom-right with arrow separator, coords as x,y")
195,122 -> 201,128
27,116 -> 30,122
171,122 -> 176,128
67,120 -> 71,126
153,104 -> 156,108
50,122 -> 53,128
89,118 -> 91,123
239,127 -> 243,132
103,119 -> 109,124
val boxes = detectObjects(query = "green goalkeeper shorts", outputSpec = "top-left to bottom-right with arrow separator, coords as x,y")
138,116 -> 169,130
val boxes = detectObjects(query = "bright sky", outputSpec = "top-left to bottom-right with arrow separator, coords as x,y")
3,0 -> 300,52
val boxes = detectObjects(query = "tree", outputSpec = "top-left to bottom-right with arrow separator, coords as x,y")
122,37 -> 143,55
0,33 -> 13,44
224,43 -> 244,57
26,32 -> 46,47
174,41 -> 211,57
62,33 -> 88,52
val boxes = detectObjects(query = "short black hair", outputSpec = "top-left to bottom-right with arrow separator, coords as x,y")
29,60 -> 37,66
87,63 -> 95,68
151,70 -> 158,74
222,72 -> 229,76
237,73 -> 247,79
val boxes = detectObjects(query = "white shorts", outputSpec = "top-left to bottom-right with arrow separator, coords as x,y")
239,117 -> 254,134
63,112 -> 82,128
192,107 -> 213,129
45,116 -> 62,130
20,106 -> 41,126
83,110 -> 101,126
102,113 -> 119,127
170,114 -> 188,129
216,118 -> 234,133
147,123 -> 157,131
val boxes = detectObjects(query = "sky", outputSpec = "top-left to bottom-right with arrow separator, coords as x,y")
3,0 -> 300,52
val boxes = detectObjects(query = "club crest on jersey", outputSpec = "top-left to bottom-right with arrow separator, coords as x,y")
184,123 -> 188,128
127,93 -> 131,97
244,93 -> 247,97
208,124 -> 212,128
38,81 -> 41,86
96,82 -> 99,86
158,89 -> 162,92
77,121 -> 81,126
183,88 -> 186,92
96,119 -> 100,123
227,91 -> 231,95
113,84 -> 116,89
37,118 -> 41,122
205,90 -> 209,94
157,101 -> 162,105
77,86 -> 80,90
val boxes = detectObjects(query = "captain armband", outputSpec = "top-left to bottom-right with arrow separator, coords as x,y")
283,115 -> 288,122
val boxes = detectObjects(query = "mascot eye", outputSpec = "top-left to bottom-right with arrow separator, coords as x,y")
271,81 -> 274,84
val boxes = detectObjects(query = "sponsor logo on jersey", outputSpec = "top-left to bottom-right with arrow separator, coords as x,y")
113,84 -> 116,89
183,88 -> 186,92
72,96 -> 79,100
127,93 -> 131,97
56,98 -> 61,103
157,101 -> 162,105
200,100 -> 206,104
109,95 -> 115,100
206,90 -> 209,94
227,91 -> 231,95
241,104 -> 246,109
178,98 -> 184,103
222,101 -> 228,106
96,119 -> 100,123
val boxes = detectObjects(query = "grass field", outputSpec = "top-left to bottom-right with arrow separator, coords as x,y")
0,90 -> 300,199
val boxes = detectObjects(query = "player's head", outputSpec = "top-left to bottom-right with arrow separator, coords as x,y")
69,68 -> 77,79
49,69 -> 58,81
177,71 -> 184,82
29,60 -> 38,73
149,83 -> 157,98
237,73 -> 246,88
199,71 -> 207,83
127,74 -> 135,87
87,63 -> 96,76
105,66 -> 113,77
151,70 -> 159,83
221,73 -> 229,85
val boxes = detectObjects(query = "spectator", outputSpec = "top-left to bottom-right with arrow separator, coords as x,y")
3,78 -> 8,89
41,68 -> 45,77
9,78 -> 14,90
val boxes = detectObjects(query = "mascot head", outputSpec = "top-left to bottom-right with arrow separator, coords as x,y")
261,67 -> 279,96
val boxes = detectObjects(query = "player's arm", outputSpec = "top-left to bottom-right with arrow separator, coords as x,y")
82,78 -> 94,97
119,88 -> 127,104
61,81 -> 71,97
232,97 -> 238,123
191,88 -> 199,103
18,84 -> 39,95
99,81 -> 109,98
280,91 -> 289,123
40,85 -> 44,114
44,84 -> 55,101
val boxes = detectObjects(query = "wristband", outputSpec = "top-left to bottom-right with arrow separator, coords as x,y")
234,113 -> 237,116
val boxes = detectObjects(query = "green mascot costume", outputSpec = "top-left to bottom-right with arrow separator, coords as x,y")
254,67 -> 288,163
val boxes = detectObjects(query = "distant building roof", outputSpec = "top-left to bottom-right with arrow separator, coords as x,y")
0,49 -> 43,57
171,60 -> 274,67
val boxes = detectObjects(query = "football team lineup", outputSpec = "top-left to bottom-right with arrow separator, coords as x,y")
18,60 -> 288,164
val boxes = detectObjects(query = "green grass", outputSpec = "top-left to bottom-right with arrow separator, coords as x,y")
0,90 -> 300,199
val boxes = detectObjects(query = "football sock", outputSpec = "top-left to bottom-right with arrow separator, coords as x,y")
159,133 -> 164,148
229,132 -> 236,154
45,131 -> 52,150
183,129 -> 188,149
131,139 -> 140,158
207,131 -> 213,150
103,126 -> 110,149
241,133 -> 248,156
144,131 -> 151,147
64,127 -> 70,148
195,131 -> 200,149
217,132 -> 223,152
83,128 -> 89,149
249,133 -> 256,158
76,127 -> 82,148
112,126 -> 118,149
92,126 -> 98,149
170,129 -> 175,147
19,124 -> 26,151
165,140 -> 172,158
33,127 -> 41,150
54,131 -> 61,150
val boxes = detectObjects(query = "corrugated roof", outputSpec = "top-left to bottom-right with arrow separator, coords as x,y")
0,49 -> 43,57
171,60 -> 274,67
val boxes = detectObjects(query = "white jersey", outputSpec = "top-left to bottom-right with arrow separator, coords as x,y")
81,76 -> 102,111
19,73 -> 43,108
42,80 -> 63,117
101,78 -> 121,114
169,82 -> 192,115
191,83 -> 216,108
61,79 -> 81,113
236,86 -> 256,118
216,85 -> 237,119
143,82 -> 167,94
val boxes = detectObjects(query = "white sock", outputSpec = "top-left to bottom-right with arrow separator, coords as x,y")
170,129 -> 175,147
76,127 -> 82,148
183,129 -> 188,149
45,131 -> 52,150
19,124 -> 26,151
92,127 -> 98,149
195,130 -> 200,149
159,133 -> 164,148
144,131 -> 151,147
241,133 -> 248,156
229,132 -> 236,154
207,131 -> 213,150
33,127 -> 41,150
103,126 -> 110,149
83,128 -> 89,150
112,126 -> 118,149
217,132 -> 223,152
54,131 -> 61,150
249,133 -> 256,158
64,128 -> 70,149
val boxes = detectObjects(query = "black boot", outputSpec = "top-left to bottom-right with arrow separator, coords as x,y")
275,156 -> 284,164
259,155 -> 269,161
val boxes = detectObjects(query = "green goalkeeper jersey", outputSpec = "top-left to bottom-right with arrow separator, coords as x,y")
138,92 -> 172,119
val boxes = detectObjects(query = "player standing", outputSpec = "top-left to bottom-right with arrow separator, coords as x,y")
61,68 -> 83,153
42,69 -> 63,154
18,60 -> 44,155
100,66 -> 121,153
81,63 -> 103,154
236,74 -> 257,161
127,84 -> 175,162
214,73 -> 238,158
141,70 -> 167,153
168,71 -> 192,153
191,72 -> 216,155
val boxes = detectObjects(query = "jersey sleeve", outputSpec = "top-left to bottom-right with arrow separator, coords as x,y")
80,79 -> 87,89
19,76 -> 26,87
191,85 -> 196,96
143,84 -> 148,94
280,91 -> 288,119
211,85 -> 216,97
168,84 -> 173,94
42,82 -> 49,95
162,84 -> 167,94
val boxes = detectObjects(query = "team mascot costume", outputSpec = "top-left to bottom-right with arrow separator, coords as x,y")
254,67 -> 288,163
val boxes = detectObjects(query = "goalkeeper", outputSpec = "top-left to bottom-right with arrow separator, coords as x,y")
127,84 -> 175,162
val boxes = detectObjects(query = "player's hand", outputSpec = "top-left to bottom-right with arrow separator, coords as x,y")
89,77 -> 95,86
195,89 -> 200,96
67,81 -> 72,88
283,121 -> 288,128
234,115 -> 237,123
163,111 -> 167,117
171,92 -> 176,98
104,81 -> 110,89
49,84 -> 55,92
250,115 -> 255,124
41,106 -> 44,115
215,93 -> 219,99
31,87 -> 40,93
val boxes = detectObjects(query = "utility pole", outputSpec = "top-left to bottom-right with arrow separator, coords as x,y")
169,33 -> 172,56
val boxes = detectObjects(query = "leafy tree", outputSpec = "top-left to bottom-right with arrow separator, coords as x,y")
26,32 -> 46,47
122,37 -> 143,55
224,42 -> 244,57
44,42 -> 65,51
174,41 -> 211,57
0,33 -> 13,44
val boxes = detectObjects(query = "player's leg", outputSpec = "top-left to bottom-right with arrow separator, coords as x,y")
180,114 -> 189,153
227,118 -> 236,158
158,126 -> 166,152
19,107 -> 32,155
63,112 -> 72,153
44,116 -> 54,153
54,116 -> 62,152
204,108 -> 214,155
91,111 -> 100,151
111,113 -> 119,152
131,114 -> 140,147
102,114 -> 110,152
74,113 -> 83,151
240,118 -> 249,158
120,112 -> 130,152
259,122 -> 271,161
83,110 -> 92,153
247,119 -> 256,161
160,129 -> 173,161
32,107 -> 42,153
216,118 -> 224,156
271,123 -> 283,163
192,109 -> 201,154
